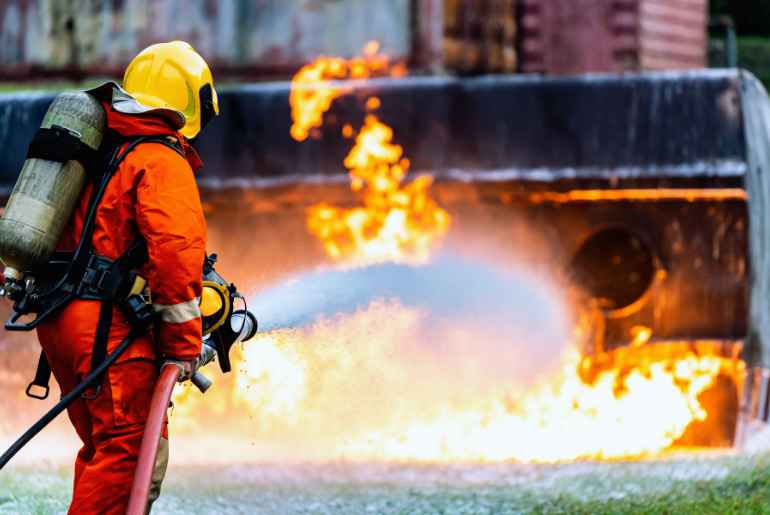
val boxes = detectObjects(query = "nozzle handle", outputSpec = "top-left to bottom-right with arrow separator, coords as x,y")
191,372 -> 212,393
198,341 -> 217,367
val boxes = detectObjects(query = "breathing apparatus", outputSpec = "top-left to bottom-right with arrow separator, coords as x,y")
0,93 -> 256,468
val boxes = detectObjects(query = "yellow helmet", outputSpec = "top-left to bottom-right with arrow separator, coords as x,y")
122,40 -> 219,139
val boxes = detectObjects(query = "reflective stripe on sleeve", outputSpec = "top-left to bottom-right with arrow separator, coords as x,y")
153,298 -> 201,324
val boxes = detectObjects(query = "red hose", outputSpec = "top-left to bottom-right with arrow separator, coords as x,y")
126,364 -> 179,515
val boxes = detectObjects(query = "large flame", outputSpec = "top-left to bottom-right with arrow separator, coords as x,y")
291,42 -> 450,266
168,44 -> 744,464
289,40 -> 390,142
171,301 -> 741,463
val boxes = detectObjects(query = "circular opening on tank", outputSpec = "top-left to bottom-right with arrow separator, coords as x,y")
568,227 -> 657,312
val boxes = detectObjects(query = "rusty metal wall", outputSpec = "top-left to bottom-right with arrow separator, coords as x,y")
0,70 -> 762,366
0,0 -> 708,80
518,0 -> 706,75
639,0 -> 707,70
0,0 -> 412,78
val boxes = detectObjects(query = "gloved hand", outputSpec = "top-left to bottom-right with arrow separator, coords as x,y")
163,358 -> 198,382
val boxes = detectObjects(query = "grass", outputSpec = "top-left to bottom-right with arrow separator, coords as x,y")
0,466 -> 71,515
737,37 -> 770,88
3,453 -> 770,514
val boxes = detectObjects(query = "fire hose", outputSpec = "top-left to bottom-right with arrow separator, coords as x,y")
126,363 -> 179,514
126,339 -> 221,513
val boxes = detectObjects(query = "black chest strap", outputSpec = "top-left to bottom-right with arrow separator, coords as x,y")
26,238 -> 150,400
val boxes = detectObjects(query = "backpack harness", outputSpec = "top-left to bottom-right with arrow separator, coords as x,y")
6,130 -> 185,400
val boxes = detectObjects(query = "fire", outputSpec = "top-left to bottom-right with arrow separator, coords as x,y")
289,41 -> 389,142
170,301 -> 740,463
307,116 -> 449,264
342,348 -> 731,462
167,45 -> 745,465
290,42 -> 450,265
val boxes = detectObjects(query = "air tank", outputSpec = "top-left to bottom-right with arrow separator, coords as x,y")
0,92 -> 105,280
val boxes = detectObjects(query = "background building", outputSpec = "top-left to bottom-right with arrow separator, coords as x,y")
0,0 -> 716,80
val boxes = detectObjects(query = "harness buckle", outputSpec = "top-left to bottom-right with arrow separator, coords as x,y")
25,382 -> 49,400
81,267 -> 101,287
95,269 -> 111,291
80,256 -> 115,298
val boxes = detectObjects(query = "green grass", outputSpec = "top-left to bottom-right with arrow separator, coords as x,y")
738,37 -> 770,88
4,453 -> 770,514
0,466 -> 71,515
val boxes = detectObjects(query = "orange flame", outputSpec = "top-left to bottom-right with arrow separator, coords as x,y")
289,41 -> 390,142
290,42 -> 450,265
170,302 -> 741,463
307,116 -> 450,264
167,44 -> 745,465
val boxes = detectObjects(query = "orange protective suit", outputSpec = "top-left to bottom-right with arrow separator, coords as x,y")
35,100 -> 206,514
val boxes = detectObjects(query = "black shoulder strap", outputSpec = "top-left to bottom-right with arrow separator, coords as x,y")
81,299 -> 113,400
144,135 -> 184,157
26,135 -> 173,400
77,137 -> 150,259
77,137 -> 166,400
26,353 -> 51,400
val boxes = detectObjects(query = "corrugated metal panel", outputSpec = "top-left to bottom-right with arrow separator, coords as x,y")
540,0 -> 618,75
517,0 -> 706,75
639,0 -> 707,70
0,0 -> 412,79
518,0 -> 640,75
518,0 -> 545,74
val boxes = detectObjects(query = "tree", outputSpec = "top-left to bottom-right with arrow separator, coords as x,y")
709,0 -> 729,18
718,0 -> 770,37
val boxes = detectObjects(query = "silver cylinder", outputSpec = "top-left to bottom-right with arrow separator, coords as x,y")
0,92 -> 105,277
230,310 -> 258,343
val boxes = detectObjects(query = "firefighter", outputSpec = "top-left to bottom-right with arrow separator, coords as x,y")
35,41 -> 217,513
